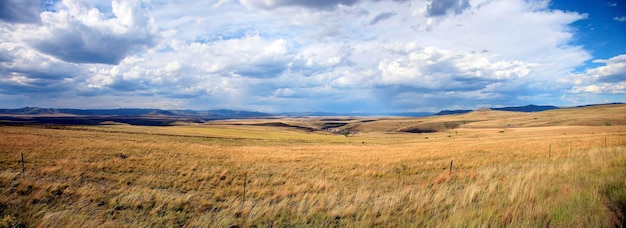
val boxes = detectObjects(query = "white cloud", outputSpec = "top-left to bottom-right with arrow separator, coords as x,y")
164,61 -> 181,73
374,45 -> 537,105
421,0 -> 589,67
19,0 -> 157,64
571,54 -> 626,94
588,55 -> 626,83
572,84 -> 626,94
614,16 -> 626,22
0,0 -> 607,111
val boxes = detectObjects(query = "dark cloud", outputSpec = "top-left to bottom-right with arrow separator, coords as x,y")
290,65 -> 325,77
0,70 -> 78,98
369,12 -> 396,25
31,26 -> 153,65
597,72 -> 626,83
76,88 -> 107,97
109,79 -> 147,92
26,1 -> 156,65
450,76 -> 499,90
0,47 -> 82,84
0,52 -> 13,63
234,63 -> 288,78
426,0 -> 470,17
163,90 -> 207,99
0,0 -> 40,23
15,70 -> 74,80
0,77 -> 72,95
240,0 -> 359,10
289,58 -> 345,77
373,74 -> 495,95
375,82 -> 535,112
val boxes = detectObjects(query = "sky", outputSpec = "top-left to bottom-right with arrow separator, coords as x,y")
0,0 -> 624,113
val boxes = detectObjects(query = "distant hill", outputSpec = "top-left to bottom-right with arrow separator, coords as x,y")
576,102 -> 624,108
0,107 -> 272,118
379,112 -> 433,117
280,112 -> 433,117
209,109 -> 272,118
350,103 -> 626,133
279,112 -> 342,117
0,107 -> 65,115
435,110 -> 473,115
435,105 -> 560,116
492,105 -> 559,112
1,103 -> 622,118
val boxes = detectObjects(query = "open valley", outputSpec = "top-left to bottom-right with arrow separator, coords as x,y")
1,104 -> 625,227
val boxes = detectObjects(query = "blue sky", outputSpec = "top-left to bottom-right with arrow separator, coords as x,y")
0,0 -> 624,113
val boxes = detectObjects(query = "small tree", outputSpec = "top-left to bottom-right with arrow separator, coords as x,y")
342,129 -> 350,137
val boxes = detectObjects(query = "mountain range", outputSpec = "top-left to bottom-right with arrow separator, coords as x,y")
434,105 -> 561,115
0,103 -> 622,118
0,107 -> 271,118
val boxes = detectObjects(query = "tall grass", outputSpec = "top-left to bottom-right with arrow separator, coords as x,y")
0,124 -> 624,227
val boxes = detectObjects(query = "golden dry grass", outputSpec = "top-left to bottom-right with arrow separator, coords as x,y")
0,104 -> 625,227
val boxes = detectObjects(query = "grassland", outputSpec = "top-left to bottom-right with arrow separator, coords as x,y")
1,104 -> 625,227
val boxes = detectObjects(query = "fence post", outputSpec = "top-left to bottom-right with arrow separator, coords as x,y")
243,172 -> 247,206
21,153 -> 25,178
549,144 -> 552,159
449,160 -> 453,174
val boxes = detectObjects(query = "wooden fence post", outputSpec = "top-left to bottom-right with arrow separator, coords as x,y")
21,153 -> 25,178
449,160 -> 453,174
549,144 -> 552,159
243,172 -> 247,206
323,172 -> 326,189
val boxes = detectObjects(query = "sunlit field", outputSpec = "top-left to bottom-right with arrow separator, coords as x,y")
1,105 -> 625,227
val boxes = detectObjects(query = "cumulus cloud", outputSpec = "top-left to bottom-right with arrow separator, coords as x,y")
588,55 -> 626,83
24,0 -> 156,64
377,46 -> 533,90
177,36 -> 291,78
370,45 -> 538,109
77,34 -> 294,106
0,37 -> 83,96
571,54 -> 626,94
0,0 -> 608,111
